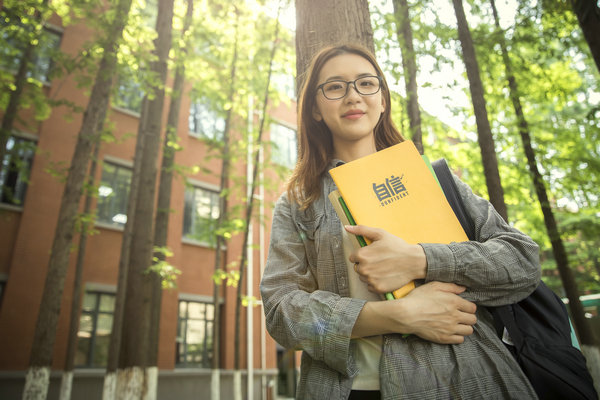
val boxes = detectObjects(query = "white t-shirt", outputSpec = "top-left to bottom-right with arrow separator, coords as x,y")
341,223 -> 383,391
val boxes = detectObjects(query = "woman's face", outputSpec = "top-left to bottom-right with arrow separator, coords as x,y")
312,53 -> 385,154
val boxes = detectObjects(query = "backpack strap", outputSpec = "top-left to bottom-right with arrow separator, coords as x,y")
431,158 -> 475,240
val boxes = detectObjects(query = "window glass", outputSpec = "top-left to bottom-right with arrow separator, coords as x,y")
176,299 -> 214,368
182,185 -> 220,246
270,123 -> 297,169
75,291 -> 115,368
113,73 -> 144,114
0,136 -> 36,206
97,161 -> 132,227
188,101 -> 225,140
0,11 -> 62,83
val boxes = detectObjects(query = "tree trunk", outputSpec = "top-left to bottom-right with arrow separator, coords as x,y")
59,141 -> 101,400
451,0 -> 508,222
295,0 -> 374,90
117,1 -> 174,399
233,6 -> 281,400
103,99 -> 147,400
392,0 -> 423,154
571,0 -> 600,73
489,0 -> 597,347
212,8 -> 239,399
148,0 -> 193,384
22,1 -> 133,399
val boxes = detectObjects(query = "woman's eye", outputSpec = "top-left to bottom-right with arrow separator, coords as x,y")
325,83 -> 343,91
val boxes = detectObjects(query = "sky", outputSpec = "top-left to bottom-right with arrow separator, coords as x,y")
259,0 -> 520,131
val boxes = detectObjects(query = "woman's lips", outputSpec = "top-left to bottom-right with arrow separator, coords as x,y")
342,110 -> 365,120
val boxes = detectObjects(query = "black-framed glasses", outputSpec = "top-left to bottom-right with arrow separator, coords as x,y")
316,75 -> 382,100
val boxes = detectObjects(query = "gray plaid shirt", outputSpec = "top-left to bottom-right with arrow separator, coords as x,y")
260,165 -> 541,399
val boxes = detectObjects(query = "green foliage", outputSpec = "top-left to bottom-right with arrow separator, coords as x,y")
149,246 -> 182,289
371,0 -> 600,296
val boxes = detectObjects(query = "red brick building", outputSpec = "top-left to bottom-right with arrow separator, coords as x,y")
0,7 -> 298,399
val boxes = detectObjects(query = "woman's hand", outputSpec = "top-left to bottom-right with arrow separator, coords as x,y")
394,281 -> 477,343
346,224 -> 426,293
352,282 -> 477,344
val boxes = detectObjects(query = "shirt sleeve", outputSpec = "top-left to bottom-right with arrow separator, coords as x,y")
421,174 -> 541,306
259,194 -> 365,377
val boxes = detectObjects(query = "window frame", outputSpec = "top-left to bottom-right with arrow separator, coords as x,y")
75,288 -> 115,369
269,122 -> 298,169
187,100 -> 225,141
0,132 -> 37,209
0,11 -> 63,84
182,180 -> 221,247
175,295 -> 215,368
95,157 -> 133,230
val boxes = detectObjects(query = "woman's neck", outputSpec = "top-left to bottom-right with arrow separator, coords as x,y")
333,138 -> 377,163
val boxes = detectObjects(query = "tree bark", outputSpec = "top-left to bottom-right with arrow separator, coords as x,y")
117,1 -> 174,399
148,0 -> 193,378
295,0 -> 374,91
212,7 -> 239,399
59,141 -> 101,400
571,0 -> 600,73
22,1 -> 133,398
451,0 -> 508,222
392,0 -> 424,154
490,0 -> 597,347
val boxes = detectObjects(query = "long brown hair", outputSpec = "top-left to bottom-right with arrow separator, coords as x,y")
287,44 -> 405,209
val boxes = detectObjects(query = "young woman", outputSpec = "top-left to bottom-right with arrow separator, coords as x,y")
260,44 -> 541,399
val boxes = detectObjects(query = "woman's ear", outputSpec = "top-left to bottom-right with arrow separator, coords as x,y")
380,97 -> 386,114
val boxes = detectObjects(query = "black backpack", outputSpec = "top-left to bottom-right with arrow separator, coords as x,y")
432,158 -> 598,400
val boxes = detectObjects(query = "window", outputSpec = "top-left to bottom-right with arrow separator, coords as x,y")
0,9 -> 62,83
182,185 -> 220,246
96,161 -> 132,227
112,74 -> 144,114
0,135 -> 36,206
75,291 -> 115,368
188,101 -> 225,140
176,299 -> 214,368
270,123 -> 297,169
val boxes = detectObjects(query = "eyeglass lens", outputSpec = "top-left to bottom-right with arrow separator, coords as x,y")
321,76 -> 380,100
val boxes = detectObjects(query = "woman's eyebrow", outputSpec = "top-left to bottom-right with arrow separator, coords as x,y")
323,72 -> 375,82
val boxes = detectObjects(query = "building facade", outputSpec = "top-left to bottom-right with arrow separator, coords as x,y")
0,7 -> 298,399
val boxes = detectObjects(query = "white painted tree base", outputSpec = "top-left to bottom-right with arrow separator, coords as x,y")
144,367 -> 157,400
116,367 -> 144,400
22,366 -> 50,400
59,371 -> 73,400
102,372 -> 117,400
211,369 -> 220,400
581,345 -> 600,396
233,370 -> 242,400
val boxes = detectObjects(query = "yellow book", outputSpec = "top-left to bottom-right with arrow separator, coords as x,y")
328,140 -> 468,299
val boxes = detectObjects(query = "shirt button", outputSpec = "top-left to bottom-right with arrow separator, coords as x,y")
333,237 -> 340,248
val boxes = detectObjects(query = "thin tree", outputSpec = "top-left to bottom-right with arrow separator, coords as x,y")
571,0 -> 600,72
58,140 -> 101,400
295,0 -> 374,89
211,6 -> 240,399
115,0 -> 174,398
450,0 -> 508,221
22,1 -> 133,398
148,0 -> 193,387
102,97 -> 148,399
233,5 -> 282,400
392,0 -> 424,154
489,0 -> 599,377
